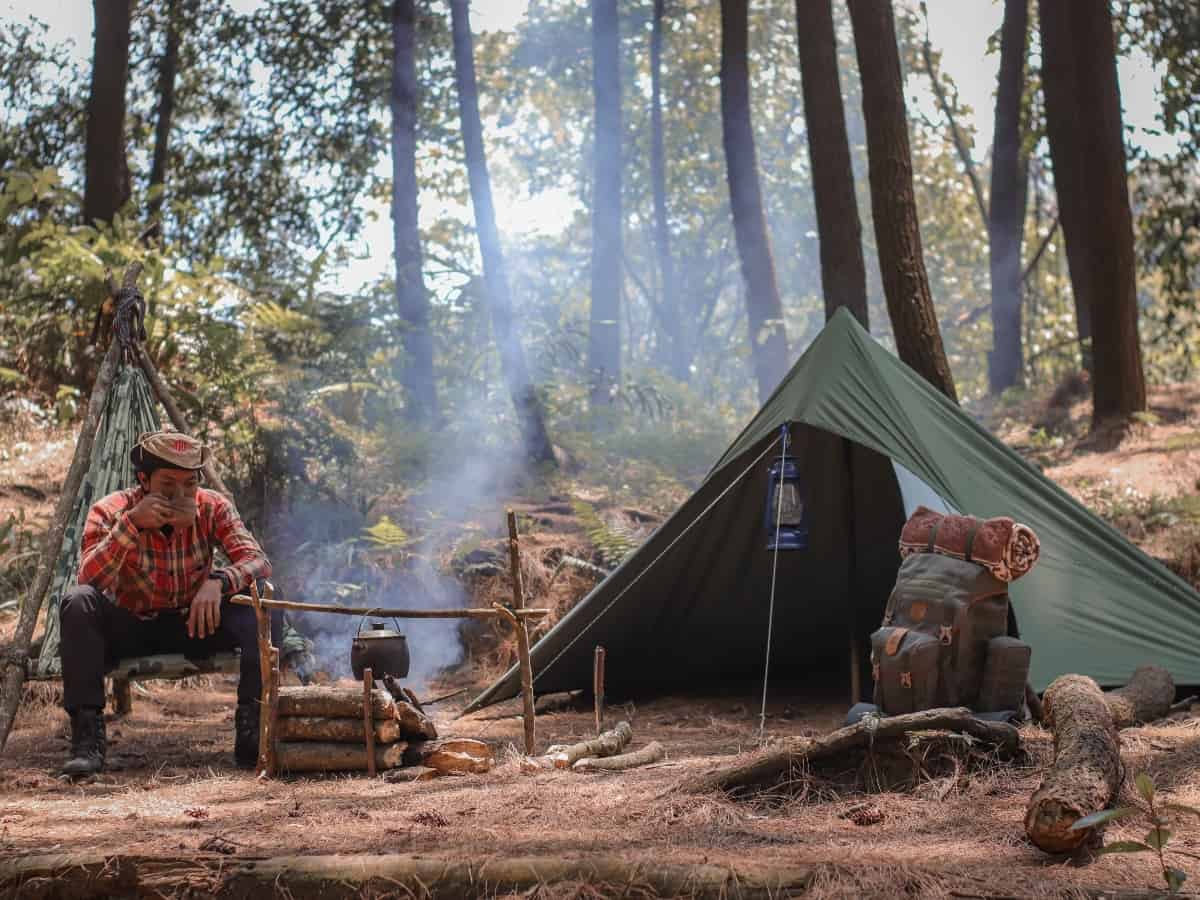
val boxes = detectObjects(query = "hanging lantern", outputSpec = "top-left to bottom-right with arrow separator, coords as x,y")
764,426 -> 808,551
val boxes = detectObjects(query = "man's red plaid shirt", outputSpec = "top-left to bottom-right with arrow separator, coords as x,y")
78,486 -> 272,615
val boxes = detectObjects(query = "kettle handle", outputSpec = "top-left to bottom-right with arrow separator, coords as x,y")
355,611 -> 406,637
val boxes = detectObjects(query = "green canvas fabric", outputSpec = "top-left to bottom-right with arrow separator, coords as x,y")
467,309 -> 1200,711
36,363 -> 161,675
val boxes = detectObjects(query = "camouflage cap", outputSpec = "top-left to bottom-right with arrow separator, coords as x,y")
130,430 -> 209,471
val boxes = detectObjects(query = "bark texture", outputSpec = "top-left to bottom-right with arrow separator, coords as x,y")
277,685 -> 397,720
147,0 -> 181,224
276,716 -> 405,744
391,0 -> 437,425
550,720 -> 633,769
588,0 -> 622,407
1024,674 -> 1121,853
650,0 -> 686,379
1104,664 -> 1174,729
1039,0 -> 1146,422
83,0 -> 133,226
846,0 -> 957,402
795,0 -> 868,327
449,0 -> 556,465
987,0 -> 1028,394
720,0 -> 789,401
276,740 -> 408,773
574,740 -> 664,771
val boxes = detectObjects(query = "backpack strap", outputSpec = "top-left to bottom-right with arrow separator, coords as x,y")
926,520 -> 941,553
964,517 -> 979,563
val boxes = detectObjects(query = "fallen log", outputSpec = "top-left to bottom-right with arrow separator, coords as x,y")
404,738 -> 493,775
552,721 -> 633,769
1024,674 -> 1121,853
1104,664 -> 1174,728
0,851 -> 815,900
277,716 -> 404,744
682,707 -> 1021,796
574,741 -> 664,771
276,740 -> 408,773
277,685 -> 396,720
383,765 -> 439,783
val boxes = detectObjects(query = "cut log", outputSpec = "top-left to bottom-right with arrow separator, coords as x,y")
277,716 -> 404,744
393,699 -> 438,740
1104,664 -> 1174,728
277,686 -> 397,720
573,741 -> 665,771
404,738 -> 493,775
682,707 -> 1021,796
1024,674 -> 1121,853
552,721 -> 633,769
276,740 -> 408,773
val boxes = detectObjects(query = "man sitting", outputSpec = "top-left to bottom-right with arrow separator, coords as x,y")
59,431 -> 278,776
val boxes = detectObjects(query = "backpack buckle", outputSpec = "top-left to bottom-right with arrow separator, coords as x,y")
938,625 -> 953,645
900,672 -> 912,688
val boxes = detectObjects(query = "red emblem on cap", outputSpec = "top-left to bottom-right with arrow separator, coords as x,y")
173,438 -> 189,453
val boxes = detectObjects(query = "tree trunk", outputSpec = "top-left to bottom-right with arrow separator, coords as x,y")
147,0 -> 181,226
795,0 -> 869,328
720,0 -> 789,402
650,0 -> 687,380
276,716 -> 405,744
449,0 -> 556,465
846,0 -> 957,403
1104,664 -> 1174,728
987,0 -> 1028,394
276,740 -> 408,773
1039,0 -> 1145,425
83,0 -> 133,226
391,0 -> 437,425
277,685 -> 398,720
589,0 -> 622,409
1024,674 -> 1121,853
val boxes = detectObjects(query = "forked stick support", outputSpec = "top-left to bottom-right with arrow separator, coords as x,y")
249,581 -> 280,778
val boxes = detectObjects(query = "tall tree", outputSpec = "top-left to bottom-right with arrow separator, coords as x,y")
649,0 -> 686,380
1039,0 -> 1145,424
147,0 -> 182,227
794,0 -> 868,327
83,0 -> 133,226
449,0 -> 555,465
987,0 -> 1029,394
720,0 -> 788,401
847,0 -> 957,402
391,0 -> 436,425
589,0 -> 622,408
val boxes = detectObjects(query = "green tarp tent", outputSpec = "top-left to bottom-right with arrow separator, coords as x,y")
466,309 -> 1200,711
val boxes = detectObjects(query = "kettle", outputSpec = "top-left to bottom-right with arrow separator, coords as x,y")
350,619 -> 411,681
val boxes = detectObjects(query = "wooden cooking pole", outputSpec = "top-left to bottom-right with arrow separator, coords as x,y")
506,510 -> 537,756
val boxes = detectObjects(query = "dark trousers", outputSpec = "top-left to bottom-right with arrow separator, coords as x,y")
60,583 -> 282,711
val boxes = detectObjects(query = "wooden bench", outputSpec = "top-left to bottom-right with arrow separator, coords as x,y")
27,651 -> 241,714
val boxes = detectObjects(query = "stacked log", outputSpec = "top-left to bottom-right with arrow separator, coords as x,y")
274,685 -> 437,774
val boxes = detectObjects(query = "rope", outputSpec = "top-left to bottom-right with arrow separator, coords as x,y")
529,432 -> 785,689
759,423 -> 789,742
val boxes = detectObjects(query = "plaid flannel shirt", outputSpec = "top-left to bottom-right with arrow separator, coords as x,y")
77,486 -> 271,615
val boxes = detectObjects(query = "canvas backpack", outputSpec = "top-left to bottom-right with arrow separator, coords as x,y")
870,551 -> 1012,715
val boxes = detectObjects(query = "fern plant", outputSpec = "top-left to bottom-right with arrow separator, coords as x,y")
571,500 -> 641,568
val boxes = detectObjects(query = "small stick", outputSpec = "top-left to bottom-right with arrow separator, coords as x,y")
266,647 -> 279,778
249,582 -> 273,777
229,595 -> 548,620
506,510 -> 536,756
362,668 -> 376,778
593,646 -> 606,736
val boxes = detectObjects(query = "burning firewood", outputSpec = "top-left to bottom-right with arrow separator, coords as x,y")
404,738 -> 494,775
276,740 -> 409,773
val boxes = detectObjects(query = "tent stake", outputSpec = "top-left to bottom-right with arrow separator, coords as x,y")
0,264 -> 139,755
593,645 -> 606,735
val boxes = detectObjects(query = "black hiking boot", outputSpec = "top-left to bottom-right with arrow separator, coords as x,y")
62,707 -> 106,777
234,703 -> 259,769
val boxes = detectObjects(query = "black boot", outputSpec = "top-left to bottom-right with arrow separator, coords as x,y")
62,707 -> 106,777
234,703 -> 259,769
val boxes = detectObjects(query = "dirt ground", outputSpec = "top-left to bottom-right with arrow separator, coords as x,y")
5,383 -> 1200,897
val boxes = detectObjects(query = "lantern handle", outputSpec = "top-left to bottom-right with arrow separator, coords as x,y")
778,422 -> 790,455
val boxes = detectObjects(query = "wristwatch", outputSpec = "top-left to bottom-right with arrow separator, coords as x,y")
208,571 -> 233,594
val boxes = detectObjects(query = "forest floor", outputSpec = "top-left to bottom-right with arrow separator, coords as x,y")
3,380 -> 1200,898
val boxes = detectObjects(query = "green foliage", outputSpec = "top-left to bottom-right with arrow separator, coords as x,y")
571,499 -> 641,568
1072,772 -> 1197,893
362,515 -> 411,549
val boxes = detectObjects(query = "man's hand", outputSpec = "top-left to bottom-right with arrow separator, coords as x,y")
128,493 -> 175,529
188,578 -> 222,640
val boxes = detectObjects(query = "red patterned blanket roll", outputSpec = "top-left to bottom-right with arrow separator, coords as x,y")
898,506 -> 1040,583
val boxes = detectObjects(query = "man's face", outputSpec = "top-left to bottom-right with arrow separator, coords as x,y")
142,468 -> 200,502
